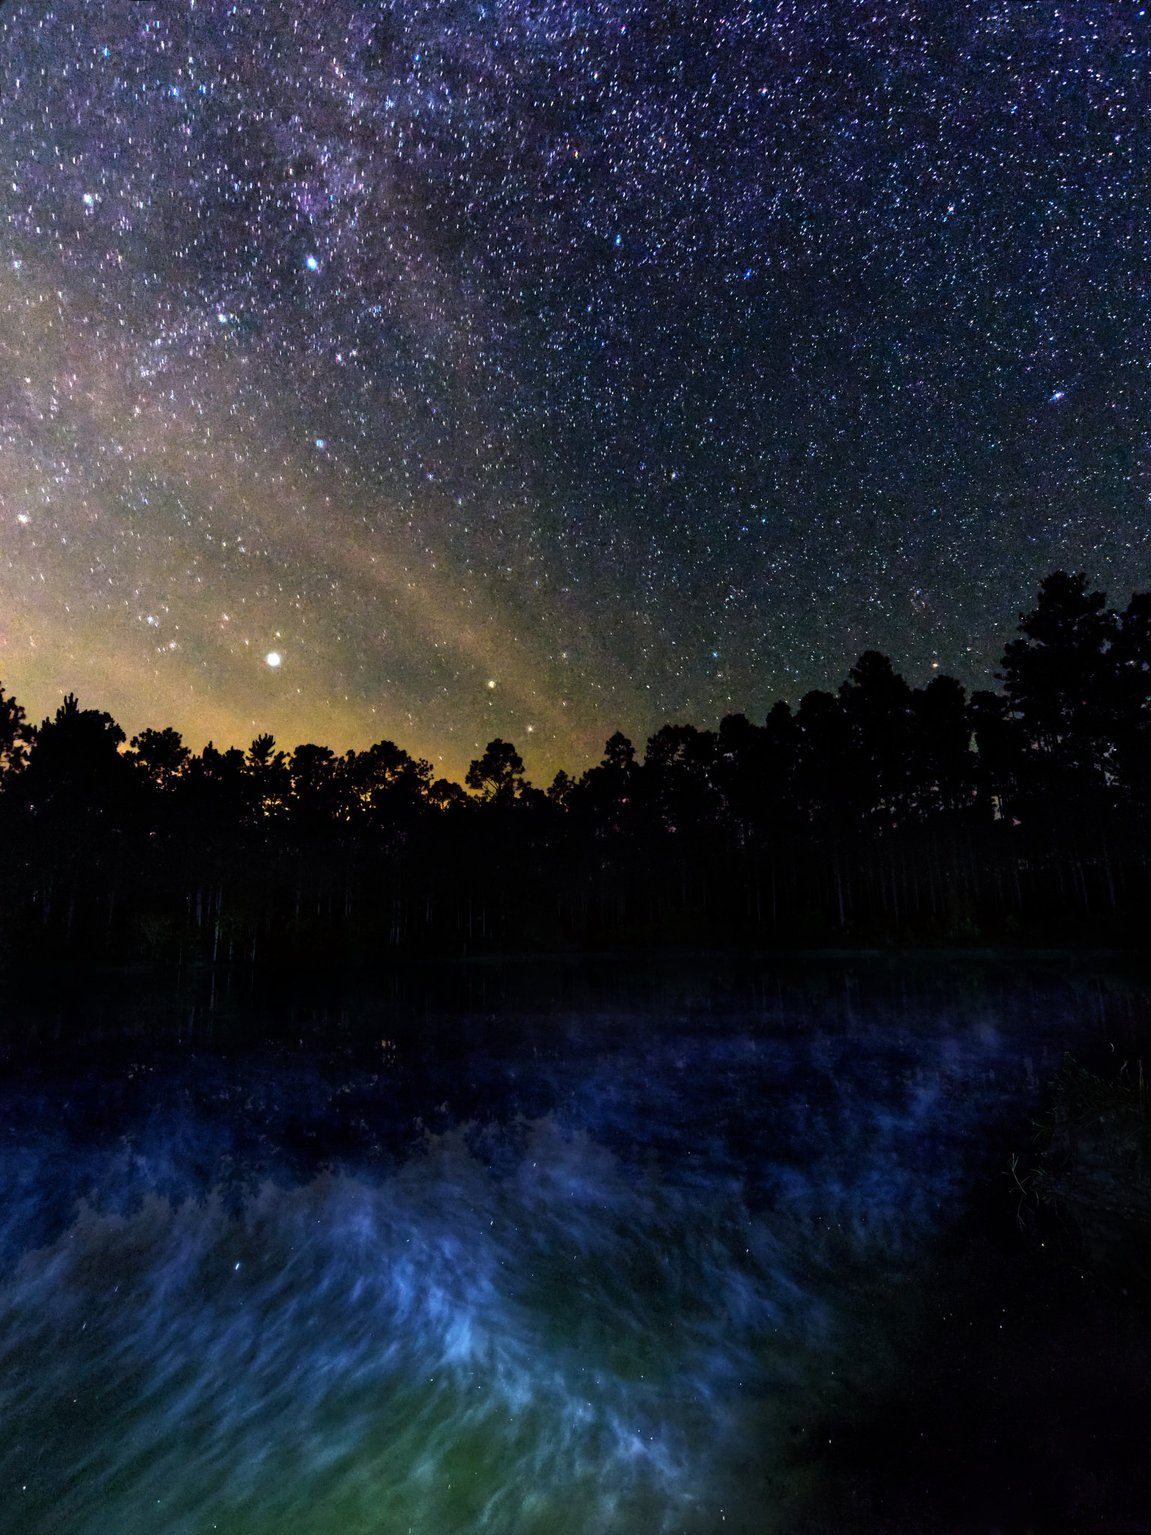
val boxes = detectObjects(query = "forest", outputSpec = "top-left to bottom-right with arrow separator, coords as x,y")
2,570 -> 1150,969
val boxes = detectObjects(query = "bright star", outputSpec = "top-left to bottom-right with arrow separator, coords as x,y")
265,651 -> 282,668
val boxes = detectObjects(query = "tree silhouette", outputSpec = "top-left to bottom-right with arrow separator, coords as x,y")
0,680 -> 33,782
967,689 -> 1026,823
129,726 -> 190,792
574,732 -> 640,837
1112,590 -> 1151,806
759,700 -> 801,834
0,568 -> 1148,963
466,739 -> 527,804
289,743 -> 344,823
1000,571 -> 1117,789
246,734 -> 291,820
22,694 -> 133,813
547,769 -> 575,809
10,694 -> 143,940
428,776 -> 469,811
911,673 -> 972,819
839,651 -> 916,828
642,722 -> 720,834
794,689 -> 859,833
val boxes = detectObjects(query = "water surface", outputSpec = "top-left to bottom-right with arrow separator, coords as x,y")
0,957 -> 1146,1532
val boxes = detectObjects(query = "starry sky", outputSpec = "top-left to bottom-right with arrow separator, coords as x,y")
0,1 -> 1147,781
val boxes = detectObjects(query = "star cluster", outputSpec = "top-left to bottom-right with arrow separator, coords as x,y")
0,0 -> 1148,777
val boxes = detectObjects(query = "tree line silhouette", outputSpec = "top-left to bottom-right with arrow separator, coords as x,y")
2,570 -> 1151,968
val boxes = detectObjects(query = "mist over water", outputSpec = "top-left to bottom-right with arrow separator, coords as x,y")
0,962 -> 1141,1532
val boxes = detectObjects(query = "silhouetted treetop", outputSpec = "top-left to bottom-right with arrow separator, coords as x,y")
129,727 -> 190,791
1,569 -> 1150,937
466,739 -> 527,804
0,681 -> 33,779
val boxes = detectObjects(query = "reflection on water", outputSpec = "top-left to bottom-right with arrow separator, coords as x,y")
0,961 -> 1143,1532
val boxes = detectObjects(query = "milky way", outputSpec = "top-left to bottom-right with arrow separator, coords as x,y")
0,1 -> 1147,779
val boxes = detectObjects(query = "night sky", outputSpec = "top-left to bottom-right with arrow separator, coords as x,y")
0,2 -> 1147,781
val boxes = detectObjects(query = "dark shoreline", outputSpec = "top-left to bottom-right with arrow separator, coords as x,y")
5,941 -> 1151,1028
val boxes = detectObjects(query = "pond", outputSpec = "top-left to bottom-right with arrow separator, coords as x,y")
0,956 -> 1147,1532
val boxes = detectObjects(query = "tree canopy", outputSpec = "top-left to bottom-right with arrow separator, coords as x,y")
1,571 -> 1149,964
